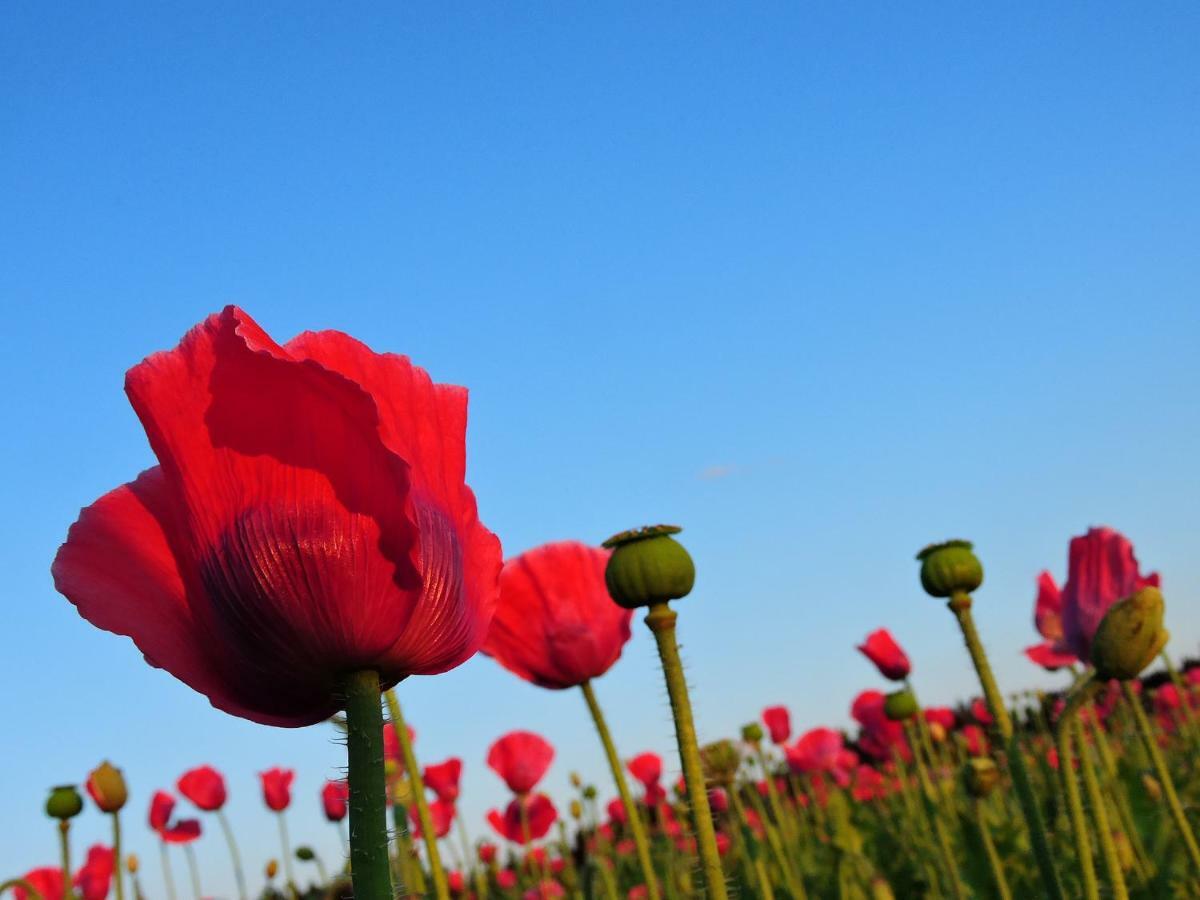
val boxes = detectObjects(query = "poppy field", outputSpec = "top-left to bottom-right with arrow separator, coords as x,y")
9,308 -> 1200,900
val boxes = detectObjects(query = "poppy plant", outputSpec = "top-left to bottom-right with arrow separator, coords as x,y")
260,768 -> 298,892
149,791 -> 201,844
322,780 -> 349,822
177,765 -> 246,900
13,846 -> 114,900
488,731 -> 555,795
627,752 -> 663,790
761,706 -> 791,745
486,794 -> 559,844
1023,572 -> 1080,670
857,629 -> 912,681
51,307 -> 502,900
410,798 -> 457,840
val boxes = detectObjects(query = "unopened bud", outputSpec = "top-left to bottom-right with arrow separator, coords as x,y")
700,740 -> 740,787
86,761 -> 128,813
569,772 -> 582,789
741,722 -> 764,744
871,877 -> 897,900
963,758 -> 1000,798
126,855 -> 139,875
570,800 -> 583,820
295,846 -> 315,861
1112,831 -> 1135,872
883,690 -> 917,721
1142,772 -> 1163,803
266,860 -> 279,880
1091,587 -> 1169,681
583,785 -> 597,801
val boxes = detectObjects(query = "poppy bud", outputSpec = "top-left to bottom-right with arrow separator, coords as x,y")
883,690 -> 918,721
295,846 -> 315,861
86,761 -> 128,813
741,722 -> 764,744
1090,587 -> 1169,681
1141,773 -> 1162,803
569,772 -> 582,789
1113,831 -> 1135,872
126,855 -> 139,874
928,721 -> 947,743
602,525 -> 695,610
963,758 -> 1000,798
700,740 -> 740,787
583,785 -> 597,801
916,540 -> 983,599
265,860 -> 278,880
46,785 -> 84,820
570,800 -> 583,820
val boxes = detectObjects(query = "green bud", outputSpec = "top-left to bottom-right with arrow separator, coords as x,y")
916,540 -> 983,598
1090,587 -> 1169,681
569,799 -> 583,820
700,739 -> 740,787
883,690 -> 918,721
295,846 -> 315,861
741,722 -> 764,744
962,758 -> 1000,798
46,785 -> 84,820
582,785 -> 597,801
603,525 -> 695,609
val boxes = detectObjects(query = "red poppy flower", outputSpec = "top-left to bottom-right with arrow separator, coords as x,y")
51,307 -> 502,727
626,752 -> 663,788
479,843 -> 498,864
149,791 -> 201,844
488,731 -> 555,795
487,793 -> 558,844
1024,642 -> 1077,671
260,768 -> 294,812
786,728 -> 848,775
923,707 -> 956,731
74,846 -> 115,900
1053,527 -> 1159,664
13,868 -> 64,900
177,765 -> 227,812
856,629 -> 911,681
607,796 -> 628,823
851,765 -> 886,803
961,724 -> 988,757
523,882 -> 565,900
850,691 -> 908,762
410,798 -> 456,839
424,757 -> 463,803
970,698 -> 993,726
322,780 -> 349,822
482,542 -> 630,689
761,706 -> 791,745
496,870 -> 517,889
383,722 -> 417,769
448,871 -> 466,894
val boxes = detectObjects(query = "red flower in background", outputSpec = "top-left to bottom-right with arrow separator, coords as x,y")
762,706 -> 791,745
13,848 -> 114,900
961,725 -> 988,757
488,731 -> 555,795
856,629 -> 911,681
13,869 -> 64,900
970,698 -> 993,726
177,765 -> 226,812
260,768 -> 295,812
1023,571 -> 1080,670
851,691 -> 908,762
149,791 -> 201,844
483,542 -> 632,689
51,307 -> 502,727
851,766 -> 886,803
627,752 -> 663,789
424,757 -> 464,803
1025,642 -> 1077,671
479,843 -> 498,864
322,780 -> 349,822
383,723 -> 417,769
923,707 -> 956,732
1054,527 -> 1160,664
487,794 -> 558,844
786,728 -> 856,778
411,798 -> 457,839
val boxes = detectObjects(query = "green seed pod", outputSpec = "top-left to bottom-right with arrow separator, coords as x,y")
883,689 -> 918,721
582,784 -> 597,801
741,722 -> 764,744
1090,587 -> 1169,681
963,758 -> 1000,798
700,739 -> 740,787
295,846 -> 315,861
603,525 -> 695,609
916,540 -> 983,598
46,785 -> 84,820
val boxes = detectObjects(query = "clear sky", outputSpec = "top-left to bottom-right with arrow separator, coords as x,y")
2,4 -> 1198,896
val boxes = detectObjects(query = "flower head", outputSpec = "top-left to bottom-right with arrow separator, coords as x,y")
321,780 -> 349,822
177,765 -> 226,812
424,757 -> 464,803
857,629 -> 911,681
761,706 -> 791,745
260,768 -> 295,812
488,731 -> 554,795
487,793 -> 558,844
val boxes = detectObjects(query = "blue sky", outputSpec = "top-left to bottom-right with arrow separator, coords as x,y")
2,3 -> 1199,896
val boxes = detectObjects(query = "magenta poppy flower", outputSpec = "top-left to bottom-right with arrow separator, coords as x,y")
761,706 -> 791,745
488,731 -> 554,795
51,307 -> 502,727
851,691 -> 908,762
260,767 -> 294,812
1024,642 -> 1078,671
923,707 -> 956,731
785,727 -> 846,774
411,798 -> 457,839
322,780 -> 349,822
626,752 -> 663,788
856,629 -> 911,681
424,757 -> 463,803
487,794 -> 558,844
970,698 -> 993,726
149,791 -> 201,844
1052,527 -> 1160,663
177,765 -> 226,812
483,542 -> 632,689
479,843 -> 498,864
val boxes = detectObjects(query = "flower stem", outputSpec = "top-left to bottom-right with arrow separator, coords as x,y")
384,687 -> 450,900
0,879 -> 43,900
580,680 -> 661,900
216,810 -> 248,900
644,602 -> 729,900
949,594 -> 1064,900
1053,674 -> 1099,900
159,841 -> 177,900
972,799 -> 1012,900
110,812 -> 125,900
1075,717 -> 1128,900
904,720 -> 965,900
342,669 -> 393,900
58,822 -> 73,900
183,845 -> 202,900
1122,681 -> 1200,873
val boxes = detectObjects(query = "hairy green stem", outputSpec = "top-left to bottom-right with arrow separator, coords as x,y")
904,721 -> 965,900
1123,681 -> 1200,873
972,800 -> 1011,900
949,594 -> 1065,899
342,669 -> 393,900
645,602 -> 729,900
580,680 -> 661,900
277,813 -> 297,898
1076,718 -> 1128,900
385,687 -> 450,900
1054,673 -> 1099,900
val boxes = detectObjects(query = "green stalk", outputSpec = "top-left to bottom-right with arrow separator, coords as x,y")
580,680 -> 661,900
342,669 -> 394,900
1088,714 -> 1152,880
0,879 -> 43,900
904,721 -> 965,900
645,602 -> 729,900
183,845 -> 202,900
949,594 -> 1064,899
1075,718 -> 1128,900
755,747 -> 797,844
58,822 -> 74,900
1160,651 -> 1199,742
159,841 -> 178,900
1122,681 -> 1200,872
972,800 -> 1011,900
730,787 -> 805,899
457,813 -> 489,900
385,687 -> 450,900
277,813 -> 297,898
1053,673 -> 1099,900
110,812 -> 125,900
216,811 -> 248,900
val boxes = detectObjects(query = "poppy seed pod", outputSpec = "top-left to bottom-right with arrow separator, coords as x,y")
86,761 -> 128,813
602,526 -> 695,609
46,785 -> 84,820
741,722 -> 764,744
295,846 -> 315,861
963,758 -> 1000,798
916,540 -> 983,598
1090,587 -> 1169,681
583,785 -> 597,801
700,740 -> 740,787
883,690 -> 918,721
